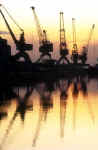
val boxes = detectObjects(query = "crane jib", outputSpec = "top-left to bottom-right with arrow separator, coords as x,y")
0,9 -> 17,44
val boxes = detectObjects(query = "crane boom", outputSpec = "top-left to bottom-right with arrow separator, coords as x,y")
79,24 -> 95,64
31,7 -> 43,44
0,9 -> 17,44
2,5 -> 23,32
87,24 -> 95,50
72,18 -> 76,45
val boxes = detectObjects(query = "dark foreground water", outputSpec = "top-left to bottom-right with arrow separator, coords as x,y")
0,76 -> 98,150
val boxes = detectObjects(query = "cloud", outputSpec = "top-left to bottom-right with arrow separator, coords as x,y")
0,31 -> 9,34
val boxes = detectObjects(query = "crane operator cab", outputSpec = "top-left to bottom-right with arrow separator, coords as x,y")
71,43 -> 79,64
60,42 -> 69,56
79,46 -> 87,64
39,30 -> 53,53
71,50 -> 79,64
39,41 -> 53,53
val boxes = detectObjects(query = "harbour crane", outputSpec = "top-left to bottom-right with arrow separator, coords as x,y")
31,7 -> 53,63
79,24 -> 95,64
57,12 -> 70,64
0,4 -> 33,62
71,18 -> 79,64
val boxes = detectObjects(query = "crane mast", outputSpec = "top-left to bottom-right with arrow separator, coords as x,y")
60,12 -> 68,55
57,12 -> 70,64
31,6 -> 53,63
71,18 -> 79,64
72,18 -> 77,50
87,24 -> 95,50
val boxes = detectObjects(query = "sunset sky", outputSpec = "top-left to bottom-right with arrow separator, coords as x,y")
0,0 -> 98,63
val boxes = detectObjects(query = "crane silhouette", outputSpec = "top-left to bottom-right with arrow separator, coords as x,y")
0,87 -> 33,149
32,83 -> 53,146
0,4 -> 33,63
57,12 -> 70,64
31,7 -> 53,63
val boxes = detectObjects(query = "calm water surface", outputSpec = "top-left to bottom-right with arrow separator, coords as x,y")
0,77 -> 98,150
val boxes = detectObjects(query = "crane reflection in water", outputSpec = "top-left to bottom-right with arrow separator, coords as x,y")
0,86 -> 33,149
56,79 -> 71,138
32,82 -> 53,146
0,77 -> 98,149
79,77 -> 95,124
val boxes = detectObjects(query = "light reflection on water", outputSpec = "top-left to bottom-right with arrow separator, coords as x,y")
0,76 -> 98,150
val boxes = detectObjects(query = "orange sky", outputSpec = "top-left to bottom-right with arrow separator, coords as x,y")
0,0 -> 98,63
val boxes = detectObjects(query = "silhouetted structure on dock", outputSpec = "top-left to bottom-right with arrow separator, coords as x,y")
0,37 -> 11,63
0,5 -> 97,76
